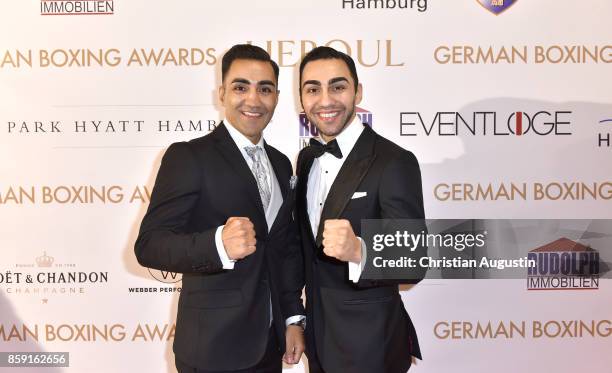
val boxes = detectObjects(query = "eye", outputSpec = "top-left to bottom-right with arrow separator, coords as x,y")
259,86 -> 273,94
331,84 -> 347,92
232,84 -> 247,93
304,86 -> 319,95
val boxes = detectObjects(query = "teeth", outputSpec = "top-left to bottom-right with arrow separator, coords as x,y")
320,112 -> 339,118
243,111 -> 262,117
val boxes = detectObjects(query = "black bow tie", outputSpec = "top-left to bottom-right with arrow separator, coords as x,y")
309,138 -> 342,159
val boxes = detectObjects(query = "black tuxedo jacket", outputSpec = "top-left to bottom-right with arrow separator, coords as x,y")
134,123 -> 304,371
295,125 -> 426,373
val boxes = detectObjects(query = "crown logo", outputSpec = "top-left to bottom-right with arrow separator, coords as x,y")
36,251 -> 54,267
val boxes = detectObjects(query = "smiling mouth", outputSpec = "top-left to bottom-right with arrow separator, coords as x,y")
241,111 -> 263,118
316,111 -> 341,122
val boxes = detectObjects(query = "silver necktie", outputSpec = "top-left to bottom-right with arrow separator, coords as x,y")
244,146 -> 271,211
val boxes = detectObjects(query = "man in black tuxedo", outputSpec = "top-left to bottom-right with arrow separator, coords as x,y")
134,44 -> 305,373
295,47 -> 426,373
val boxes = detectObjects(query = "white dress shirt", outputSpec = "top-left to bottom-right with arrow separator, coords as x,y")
213,119 -> 303,326
307,116 -> 367,283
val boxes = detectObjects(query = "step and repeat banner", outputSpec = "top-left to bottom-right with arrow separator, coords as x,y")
1,1 -> 611,372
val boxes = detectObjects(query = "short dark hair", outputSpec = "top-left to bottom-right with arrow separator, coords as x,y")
299,46 -> 359,91
221,44 -> 279,83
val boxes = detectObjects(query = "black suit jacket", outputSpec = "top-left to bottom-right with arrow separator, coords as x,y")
134,123 -> 304,371
296,125 -> 426,373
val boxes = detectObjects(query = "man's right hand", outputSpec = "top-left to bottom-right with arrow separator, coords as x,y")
222,217 -> 256,260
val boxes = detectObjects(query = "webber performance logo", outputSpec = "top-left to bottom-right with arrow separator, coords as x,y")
527,238 -> 600,290
299,107 -> 373,149
147,268 -> 181,284
127,268 -> 181,294
41,0 -> 114,16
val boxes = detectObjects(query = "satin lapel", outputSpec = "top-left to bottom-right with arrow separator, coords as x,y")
265,142 -> 289,234
212,122 -> 267,226
315,126 -> 377,247
297,147 -> 317,246
264,142 -> 288,200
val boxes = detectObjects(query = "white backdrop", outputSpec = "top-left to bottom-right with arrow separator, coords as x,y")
1,1 -> 611,372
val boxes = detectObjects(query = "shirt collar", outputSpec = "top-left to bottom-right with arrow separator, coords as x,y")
224,118 -> 265,150
318,115 -> 364,159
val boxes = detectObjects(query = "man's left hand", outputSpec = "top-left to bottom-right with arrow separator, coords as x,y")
322,219 -> 361,263
283,325 -> 305,364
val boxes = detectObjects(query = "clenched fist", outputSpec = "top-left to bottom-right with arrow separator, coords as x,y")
322,219 -> 361,263
222,217 -> 256,260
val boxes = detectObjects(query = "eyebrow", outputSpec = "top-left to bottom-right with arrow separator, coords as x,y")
231,78 -> 250,85
258,80 -> 276,87
329,77 -> 349,85
231,78 -> 276,87
302,77 -> 349,88
302,79 -> 321,88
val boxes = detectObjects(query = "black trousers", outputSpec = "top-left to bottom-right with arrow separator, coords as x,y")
175,328 -> 282,373
306,354 -> 325,373
306,357 -> 326,373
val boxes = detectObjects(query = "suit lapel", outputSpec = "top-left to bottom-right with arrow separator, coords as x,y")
212,122 -> 267,228
297,147 -> 317,246
264,142 -> 288,200
264,142 -> 290,234
315,126 -> 377,247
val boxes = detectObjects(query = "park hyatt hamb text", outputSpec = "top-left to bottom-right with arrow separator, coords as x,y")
6,120 -> 218,133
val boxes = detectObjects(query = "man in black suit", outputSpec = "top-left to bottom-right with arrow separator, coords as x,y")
134,44 -> 305,373
295,47 -> 426,373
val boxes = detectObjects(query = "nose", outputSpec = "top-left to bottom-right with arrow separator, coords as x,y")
244,86 -> 262,107
318,88 -> 333,108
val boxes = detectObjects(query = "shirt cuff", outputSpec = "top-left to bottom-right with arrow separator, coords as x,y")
348,237 -> 367,283
285,315 -> 306,327
215,225 -> 236,269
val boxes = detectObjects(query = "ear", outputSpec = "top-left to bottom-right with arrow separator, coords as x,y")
218,85 -> 225,104
355,83 -> 363,105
